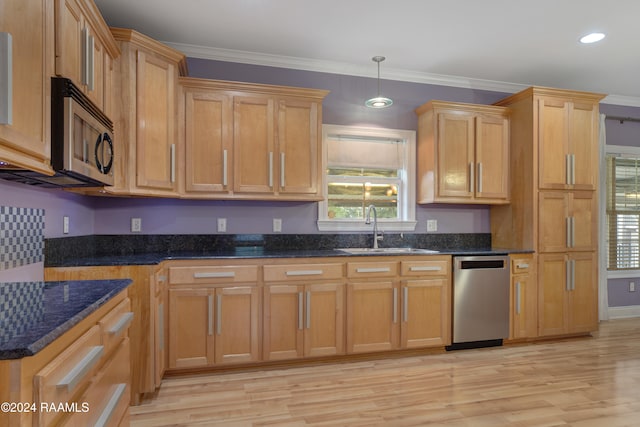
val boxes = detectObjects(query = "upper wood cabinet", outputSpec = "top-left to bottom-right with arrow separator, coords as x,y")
538,191 -> 597,253
0,0 -> 54,175
538,97 -> 600,190
178,77 -> 328,201
108,28 -> 187,197
416,100 -> 510,204
54,0 -> 119,113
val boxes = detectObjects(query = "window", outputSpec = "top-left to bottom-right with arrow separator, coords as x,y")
318,125 -> 416,232
606,153 -> 640,270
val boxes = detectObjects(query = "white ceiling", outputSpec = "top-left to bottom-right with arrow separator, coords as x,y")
94,0 -> 640,106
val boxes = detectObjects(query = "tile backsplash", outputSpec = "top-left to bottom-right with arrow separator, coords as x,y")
0,206 -> 45,271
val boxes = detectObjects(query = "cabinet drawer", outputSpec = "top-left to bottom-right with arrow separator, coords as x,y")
511,257 -> 533,274
34,325 -> 104,427
67,338 -> 131,427
400,259 -> 449,276
169,265 -> 259,284
263,263 -> 343,282
98,298 -> 133,357
347,261 -> 398,278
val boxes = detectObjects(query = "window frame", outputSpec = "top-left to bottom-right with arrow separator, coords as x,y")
317,124 -> 417,232
605,144 -> 640,278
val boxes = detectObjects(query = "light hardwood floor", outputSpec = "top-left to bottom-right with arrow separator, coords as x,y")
131,318 -> 640,426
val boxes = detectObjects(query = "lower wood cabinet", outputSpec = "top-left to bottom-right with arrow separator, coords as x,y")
168,285 -> 260,369
538,252 -> 597,337
509,254 -> 537,340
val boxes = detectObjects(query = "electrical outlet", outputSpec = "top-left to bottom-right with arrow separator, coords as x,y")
131,217 -> 142,233
427,219 -> 438,232
217,218 -> 227,233
63,216 -> 70,234
630,282 -> 636,292
273,218 -> 282,233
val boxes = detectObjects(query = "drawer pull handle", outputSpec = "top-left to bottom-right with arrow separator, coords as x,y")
194,271 -> 236,279
94,383 -> 127,427
409,266 -> 442,272
0,32 -> 12,125
356,267 -> 391,273
286,270 -> 323,276
56,345 -> 104,392
108,312 -> 134,336
516,263 -> 530,269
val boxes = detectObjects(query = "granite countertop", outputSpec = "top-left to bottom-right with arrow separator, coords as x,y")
45,247 -> 533,268
0,279 -> 132,360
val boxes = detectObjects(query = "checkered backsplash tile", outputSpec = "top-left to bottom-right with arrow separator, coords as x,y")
0,281 -> 45,341
0,206 -> 45,271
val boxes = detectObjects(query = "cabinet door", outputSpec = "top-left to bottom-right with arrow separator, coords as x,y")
538,192 -> 569,252
400,279 -> 449,348
0,0 -> 52,172
475,114 -> 509,201
153,272 -> 166,388
135,50 -> 177,192
346,281 -> 399,353
538,98 -> 570,189
436,113 -> 475,199
569,252 -> 597,333
539,191 -> 596,253
84,22 -> 105,109
55,0 -> 83,86
277,98 -> 320,196
234,95 -> 275,194
183,89 -> 232,193
510,256 -> 537,340
570,102 -> 599,190
214,286 -> 260,364
304,282 -> 345,357
263,284 -> 303,360
168,288 -> 214,369
538,253 -> 569,337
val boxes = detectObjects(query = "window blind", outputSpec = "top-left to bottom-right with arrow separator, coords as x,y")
607,155 -> 640,269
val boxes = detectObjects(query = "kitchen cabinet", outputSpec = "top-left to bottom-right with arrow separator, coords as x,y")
167,264 -> 260,368
538,97 -> 600,190
538,252 -> 597,336
0,0 -> 54,175
178,77 -> 328,200
538,191 -> 597,253
0,289 -> 130,427
108,28 -> 187,197
152,268 -> 167,388
54,0 -> 119,112
491,87 -> 604,339
399,258 -> 451,348
263,263 -> 345,360
44,265 -> 154,406
346,260 -> 400,353
509,254 -> 536,340
415,100 -> 510,204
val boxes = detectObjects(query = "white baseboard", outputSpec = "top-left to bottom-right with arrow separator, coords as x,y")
608,305 -> 640,319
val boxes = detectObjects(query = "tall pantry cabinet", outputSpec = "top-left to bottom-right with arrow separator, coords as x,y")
491,87 -> 605,337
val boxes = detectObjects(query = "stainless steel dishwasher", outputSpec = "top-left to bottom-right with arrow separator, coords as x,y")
447,255 -> 510,350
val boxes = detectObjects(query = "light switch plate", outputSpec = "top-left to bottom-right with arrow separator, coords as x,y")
273,218 -> 282,233
217,218 -> 227,233
63,216 -> 69,234
427,219 -> 438,232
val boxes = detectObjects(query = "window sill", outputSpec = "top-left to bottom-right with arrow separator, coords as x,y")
608,270 -> 640,279
317,220 -> 417,232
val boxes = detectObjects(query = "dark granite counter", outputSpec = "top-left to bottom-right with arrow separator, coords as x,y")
0,279 -> 132,360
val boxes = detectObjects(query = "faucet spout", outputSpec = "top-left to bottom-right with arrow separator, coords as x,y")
365,204 -> 383,249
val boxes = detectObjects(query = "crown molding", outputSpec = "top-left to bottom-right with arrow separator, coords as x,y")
164,41 -> 640,108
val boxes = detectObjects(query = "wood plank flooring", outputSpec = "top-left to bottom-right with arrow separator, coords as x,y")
131,318 -> 640,426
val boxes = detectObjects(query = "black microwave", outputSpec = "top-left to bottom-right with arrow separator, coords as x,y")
0,77 -> 114,188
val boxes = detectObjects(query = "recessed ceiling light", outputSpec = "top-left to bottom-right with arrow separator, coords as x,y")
580,32 -> 606,44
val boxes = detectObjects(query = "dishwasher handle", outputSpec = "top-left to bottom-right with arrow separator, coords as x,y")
457,259 -> 506,270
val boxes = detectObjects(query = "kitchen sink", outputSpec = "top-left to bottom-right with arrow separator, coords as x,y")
336,247 -> 439,255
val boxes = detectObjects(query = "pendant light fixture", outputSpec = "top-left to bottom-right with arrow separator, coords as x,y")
365,56 -> 393,108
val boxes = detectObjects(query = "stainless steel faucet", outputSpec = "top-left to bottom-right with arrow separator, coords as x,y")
365,204 -> 383,249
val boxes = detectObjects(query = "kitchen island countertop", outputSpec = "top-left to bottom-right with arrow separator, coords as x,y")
0,279 -> 132,360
